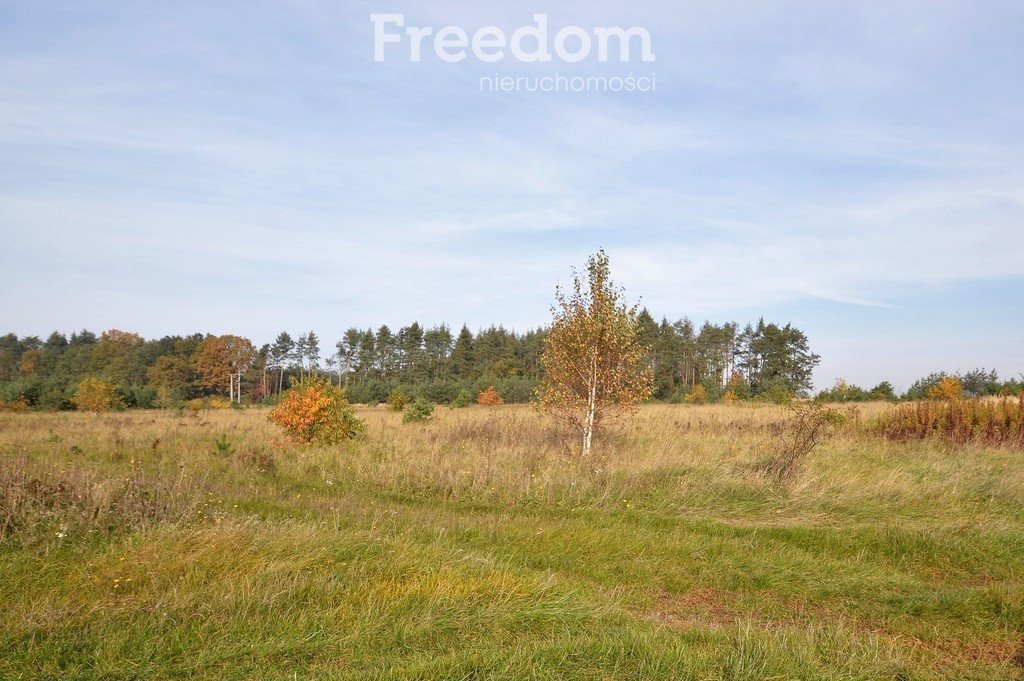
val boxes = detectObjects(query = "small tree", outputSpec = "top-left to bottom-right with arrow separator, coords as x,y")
73,377 -> 124,413
477,385 -> 504,406
387,388 -> 408,412
402,397 -> 435,423
270,376 -> 364,444
537,251 -> 653,454
452,389 -> 474,408
684,385 -> 708,404
927,377 -> 964,401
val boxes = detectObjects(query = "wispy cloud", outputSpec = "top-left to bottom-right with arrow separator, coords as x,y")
0,1 -> 1022,388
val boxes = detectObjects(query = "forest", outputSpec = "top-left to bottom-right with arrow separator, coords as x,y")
1,312 -> 1019,411
0,314 -> 827,410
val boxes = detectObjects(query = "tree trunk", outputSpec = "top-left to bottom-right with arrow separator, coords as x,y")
582,357 -> 597,455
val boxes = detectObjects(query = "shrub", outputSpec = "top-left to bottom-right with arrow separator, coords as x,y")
72,377 -> 124,413
927,377 -> 964,401
269,377 -> 365,445
117,385 -> 157,409
212,434 -> 235,457
874,396 -> 1024,450
451,389 -> 474,408
0,380 -> 38,406
684,385 -> 708,404
207,397 -> 233,410
757,378 -> 795,405
477,385 -> 504,406
402,397 -> 434,423
0,397 -> 30,413
723,390 -> 739,403
387,388 -> 408,412
420,380 -> 460,404
765,403 -> 846,480
184,397 -> 232,411
37,381 -> 75,410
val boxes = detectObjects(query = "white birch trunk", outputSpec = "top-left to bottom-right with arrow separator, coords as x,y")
582,356 -> 597,455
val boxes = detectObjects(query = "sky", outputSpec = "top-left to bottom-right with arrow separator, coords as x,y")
0,1 -> 1022,391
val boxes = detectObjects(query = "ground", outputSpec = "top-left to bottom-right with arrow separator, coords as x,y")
1,403 -> 1022,679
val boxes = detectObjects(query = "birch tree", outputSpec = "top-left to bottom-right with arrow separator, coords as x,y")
538,251 -> 652,455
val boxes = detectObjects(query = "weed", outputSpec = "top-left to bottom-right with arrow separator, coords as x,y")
875,396 -> 1024,450
764,402 -> 846,480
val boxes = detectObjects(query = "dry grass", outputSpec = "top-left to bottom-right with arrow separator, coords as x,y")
0,402 -> 1022,679
875,396 -> 1024,450
0,455 -> 205,545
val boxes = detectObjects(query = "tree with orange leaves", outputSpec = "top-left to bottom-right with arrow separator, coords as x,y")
927,377 -> 964,401
270,376 -> 365,444
477,385 -> 504,406
537,251 -> 653,455
194,335 -> 256,403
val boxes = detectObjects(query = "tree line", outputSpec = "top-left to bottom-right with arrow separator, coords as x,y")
0,314 -> 824,410
815,370 -> 1023,403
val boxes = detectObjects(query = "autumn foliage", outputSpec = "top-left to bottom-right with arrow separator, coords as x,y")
927,377 -> 964,401
269,377 -> 365,445
387,389 -> 408,412
0,397 -> 30,413
538,251 -> 653,454
73,377 -> 124,413
684,385 -> 708,404
477,385 -> 504,406
194,335 -> 256,402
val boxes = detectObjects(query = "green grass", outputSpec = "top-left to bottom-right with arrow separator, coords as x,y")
1,404 -> 1022,679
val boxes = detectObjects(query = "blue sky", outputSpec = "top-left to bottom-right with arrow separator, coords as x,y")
1,1 -> 1022,390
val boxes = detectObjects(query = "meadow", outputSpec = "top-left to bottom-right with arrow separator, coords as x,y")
1,403 -> 1022,679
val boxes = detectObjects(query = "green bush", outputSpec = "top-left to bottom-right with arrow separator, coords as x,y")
451,389 -> 474,408
117,385 -> 157,409
757,377 -> 795,405
402,397 -> 434,424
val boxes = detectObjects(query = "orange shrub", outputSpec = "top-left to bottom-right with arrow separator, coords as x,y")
270,377 -> 365,444
927,377 -> 964,401
0,396 -> 30,413
477,385 -> 504,406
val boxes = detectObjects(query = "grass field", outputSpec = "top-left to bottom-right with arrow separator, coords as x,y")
1,403 -> 1022,679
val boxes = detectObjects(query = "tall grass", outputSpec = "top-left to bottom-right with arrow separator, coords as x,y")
0,454 -> 206,545
875,396 -> 1024,450
1,403 -> 1023,678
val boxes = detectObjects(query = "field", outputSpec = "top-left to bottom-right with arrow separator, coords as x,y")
1,404 -> 1023,679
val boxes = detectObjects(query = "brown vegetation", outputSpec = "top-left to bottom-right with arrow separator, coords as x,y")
875,396 -> 1024,450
